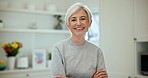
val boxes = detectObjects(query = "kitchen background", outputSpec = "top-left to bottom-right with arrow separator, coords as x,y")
0,0 -> 148,78
0,0 -> 100,78
0,0 -> 99,64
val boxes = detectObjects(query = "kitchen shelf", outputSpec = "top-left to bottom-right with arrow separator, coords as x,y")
135,36 -> 148,42
135,75 -> 148,78
0,8 -> 99,15
0,28 -> 70,34
0,68 -> 50,74
0,8 -> 65,15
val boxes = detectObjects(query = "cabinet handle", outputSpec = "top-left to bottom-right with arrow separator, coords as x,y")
134,38 -> 137,41
26,74 -> 29,77
128,76 -> 131,78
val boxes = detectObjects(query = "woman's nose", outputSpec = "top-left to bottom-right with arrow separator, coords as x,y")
76,20 -> 81,26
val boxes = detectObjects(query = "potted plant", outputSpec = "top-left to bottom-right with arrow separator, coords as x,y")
47,52 -> 51,68
54,15 -> 63,30
48,52 -> 51,60
2,41 -> 22,70
2,42 -> 22,57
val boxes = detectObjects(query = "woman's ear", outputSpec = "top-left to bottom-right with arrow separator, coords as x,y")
66,22 -> 69,28
88,20 -> 92,28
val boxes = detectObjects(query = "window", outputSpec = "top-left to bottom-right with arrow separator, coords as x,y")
85,13 -> 100,46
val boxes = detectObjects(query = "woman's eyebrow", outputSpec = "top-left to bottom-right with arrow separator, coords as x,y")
71,16 -> 86,18
71,17 -> 76,18
70,17 -> 76,19
81,16 -> 87,18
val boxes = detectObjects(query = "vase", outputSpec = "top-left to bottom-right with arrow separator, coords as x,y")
7,57 -> 16,70
47,60 -> 51,68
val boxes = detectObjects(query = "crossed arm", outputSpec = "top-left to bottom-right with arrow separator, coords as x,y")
54,69 -> 108,78
51,45 -> 108,78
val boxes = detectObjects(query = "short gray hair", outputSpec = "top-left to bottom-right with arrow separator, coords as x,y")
65,3 -> 92,25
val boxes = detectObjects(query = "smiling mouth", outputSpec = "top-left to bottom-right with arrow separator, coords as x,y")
74,27 -> 85,31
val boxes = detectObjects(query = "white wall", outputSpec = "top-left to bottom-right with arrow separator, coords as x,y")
64,0 -> 99,12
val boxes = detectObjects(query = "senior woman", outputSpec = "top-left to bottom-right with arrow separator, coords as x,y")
51,3 -> 108,78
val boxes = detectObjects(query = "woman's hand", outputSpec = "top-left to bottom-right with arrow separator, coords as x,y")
54,75 -> 68,78
92,69 -> 108,78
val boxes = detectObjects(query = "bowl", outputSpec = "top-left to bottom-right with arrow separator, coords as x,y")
0,65 -> 7,70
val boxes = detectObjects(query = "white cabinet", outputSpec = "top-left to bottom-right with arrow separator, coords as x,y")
0,2 -> 69,76
100,0 -> 148,78
99,0 -> 134,78
0,68 -> 50,78
133,0 -> 148,78
0,7 -> 70,60
134,42 -> 148,78
134,0 -> 148,41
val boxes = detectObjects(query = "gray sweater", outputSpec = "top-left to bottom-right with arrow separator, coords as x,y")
51,38 -> 106,78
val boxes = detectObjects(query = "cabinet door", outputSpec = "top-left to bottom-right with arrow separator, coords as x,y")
0,73 -> 26,78
100,0 -> 134,77
0,70 -> 50,78
134,0 -> 148,41
27,71 -> 50,78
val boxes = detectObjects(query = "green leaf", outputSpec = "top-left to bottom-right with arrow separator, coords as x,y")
7,48 -> 19,57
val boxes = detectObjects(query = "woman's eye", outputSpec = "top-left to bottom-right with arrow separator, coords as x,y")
80,17 -> 86,20
71,19 -> 76,21
81,18 -> 86,20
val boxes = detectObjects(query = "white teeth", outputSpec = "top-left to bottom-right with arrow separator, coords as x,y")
77,28 -> 82,29
76,28 -> 83,30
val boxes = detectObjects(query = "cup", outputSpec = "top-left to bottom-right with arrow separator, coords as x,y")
17,56 -> 29,69
26,3 -> 36,10
46,4 -> 57,12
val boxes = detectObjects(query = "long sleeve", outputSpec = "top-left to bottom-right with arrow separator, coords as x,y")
50,44 -> 66,78
50,39 -> 107,78
97,49 -> 106,71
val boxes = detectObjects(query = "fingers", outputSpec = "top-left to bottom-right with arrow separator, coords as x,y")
54,75 -> 61,78
54,75 -> 68,78
93,69 -> 108,78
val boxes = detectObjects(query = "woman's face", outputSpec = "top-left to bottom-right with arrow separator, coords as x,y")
67,9 -> 92,37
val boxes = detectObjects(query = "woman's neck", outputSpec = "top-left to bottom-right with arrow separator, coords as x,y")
71,36 -> 86,45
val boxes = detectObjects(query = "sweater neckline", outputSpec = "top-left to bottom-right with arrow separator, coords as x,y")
68,38 -> 87,50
